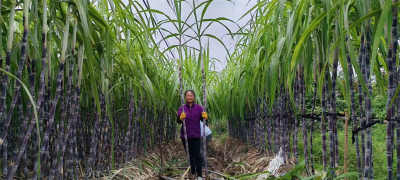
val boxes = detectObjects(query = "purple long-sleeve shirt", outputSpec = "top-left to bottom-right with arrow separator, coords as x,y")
177,103 -> 204,139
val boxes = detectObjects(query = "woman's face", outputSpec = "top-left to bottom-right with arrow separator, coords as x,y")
185,91 -> 195,103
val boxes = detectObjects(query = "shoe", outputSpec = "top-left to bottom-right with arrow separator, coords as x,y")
197,177 -> 203,180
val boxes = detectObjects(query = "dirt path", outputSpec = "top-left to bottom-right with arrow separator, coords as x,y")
104,136 -> 294,180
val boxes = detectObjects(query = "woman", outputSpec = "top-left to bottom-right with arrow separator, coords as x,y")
177,90 -> 208,179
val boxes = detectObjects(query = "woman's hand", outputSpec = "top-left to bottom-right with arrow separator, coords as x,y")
202,112 -> 208,120
180,112 -> 186,121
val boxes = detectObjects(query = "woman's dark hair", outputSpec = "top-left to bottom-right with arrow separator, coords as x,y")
184,90 -> 196,97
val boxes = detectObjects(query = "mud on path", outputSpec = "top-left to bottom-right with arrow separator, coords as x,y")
105,136 -> 294,179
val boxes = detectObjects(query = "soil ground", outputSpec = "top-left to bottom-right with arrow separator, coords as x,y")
104,136 -> 294,180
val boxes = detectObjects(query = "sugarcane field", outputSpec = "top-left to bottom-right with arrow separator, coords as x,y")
2,0 -> 400,179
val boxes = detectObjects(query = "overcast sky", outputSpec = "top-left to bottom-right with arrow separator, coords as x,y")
121,0 -> 257,71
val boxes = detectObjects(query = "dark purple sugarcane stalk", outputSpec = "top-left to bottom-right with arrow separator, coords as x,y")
391,0 -> 400,178
126,93 -> 133,162
158,111 -> 165,174
272,99 -> 276,152
116,122 -> 121,165
98,95 -> 105,167
300,69 -> 309,172
32,65 -> 64,179
0,2 -> 16,133
358,37 -> 366,170
75,47 -> 84,168
34,29 -> 71,177
95,121 -> 105,178
260,99 -> 264,152
95,94 -> 106,177
28,60 -> 38,162
3,139 -> 8,179
320,55 -> 328,173
49,92 -> 65,180
22,59 -> 35,169
23,149 -> 28,179
72,87 -> 81,178
255,99 -> 260,151
39,127 -> 52,178
345,36 -> 362,178
85,98 -> 99,179
72,115 -> 79,179
10,93 -> 25,165
13,96 -> 24,174
0,13 -> 29,151
328,23 -> 339,174
250,112 -> 254,145
334,117 -> 339,165
293,73 -> 299,163
279,90 -> 286,162
280,94 -> 285,158
41,11 -> 68,178
178,35 -> 191,168
47,129 -> 54,176
286,92 -> 290,160
66,59 -> 77,179
133,99 -> 140,159
363,21 -> 373,179
2,64 -> 25,176
7,66 -> 46,180
142,110 -> 147,154
385,17 -> 396,180
66,103 -> 76,179
65,19 -> 78,179
279,94 -> 283,152
103,114 -> 110,171
262,90 -> 267,153
332,21 -> 340,167
264,92 -> 272,154
273,100 -> 278,153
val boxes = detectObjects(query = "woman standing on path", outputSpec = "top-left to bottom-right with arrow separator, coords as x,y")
177,90 -> 208,179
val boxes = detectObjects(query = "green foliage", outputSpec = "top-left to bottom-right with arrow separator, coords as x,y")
294,125 -> 394,179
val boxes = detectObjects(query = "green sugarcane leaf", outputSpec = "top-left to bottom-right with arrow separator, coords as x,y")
370,0 -> 391,79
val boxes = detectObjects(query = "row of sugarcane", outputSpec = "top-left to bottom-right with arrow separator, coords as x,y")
226,38 -> 376,178
222,0 -> 400,179
0,0 -> 183,179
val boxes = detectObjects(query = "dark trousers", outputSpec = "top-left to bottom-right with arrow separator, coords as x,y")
181,138 -> 202,177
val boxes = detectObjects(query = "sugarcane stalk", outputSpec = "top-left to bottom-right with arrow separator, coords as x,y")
177,9 -> 191,171
95,94 -> 106,177
299,66 -> 309,173
384,1 -> 396,178
7,58 -> 45,180
321,54 -> 328,174
293,73 -> 299,162
363,13 -> 373,179
346,36 -> 362,177
329,20 -> 339,172
66,19 -> 78,178
32,5 -> 71,180
392,0 -> 400,178
0,2 -> 16,128
85,98 -> 100,179
0,0 -> 28,150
